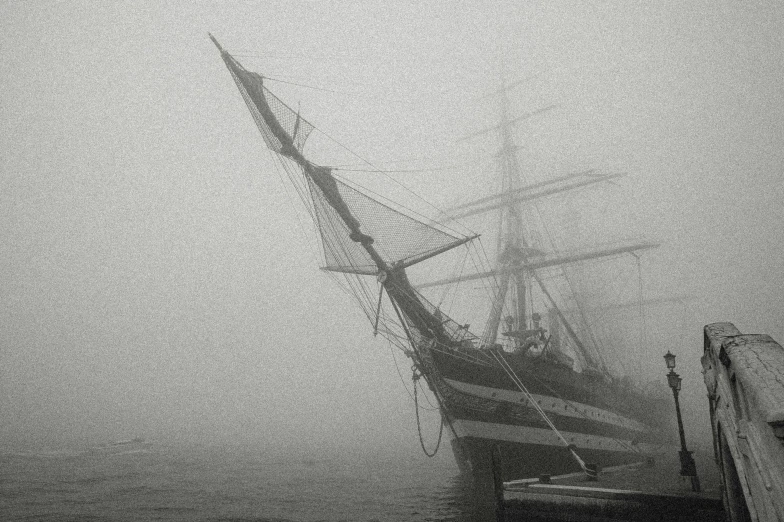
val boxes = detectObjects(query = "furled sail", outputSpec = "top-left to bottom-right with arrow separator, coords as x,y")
211,35 -> 313,155
211,35 -> 472,276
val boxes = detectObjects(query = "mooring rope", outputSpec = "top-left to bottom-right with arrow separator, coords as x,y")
511,362 -> 645,456
490,350 -> 590,474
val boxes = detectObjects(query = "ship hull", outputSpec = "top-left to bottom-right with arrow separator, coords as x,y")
423,348 -> 672,481
450,436 -> 654,481
447,421 -> 662,482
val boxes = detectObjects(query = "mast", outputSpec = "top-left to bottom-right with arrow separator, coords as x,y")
210,35 -> 468,350
455,74 -> 657,372
210,36 -> 385,264
481,73 -> 554,348
482,76 -> 531,346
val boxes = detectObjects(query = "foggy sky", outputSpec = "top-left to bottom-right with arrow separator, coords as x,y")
2,1 -> 783,455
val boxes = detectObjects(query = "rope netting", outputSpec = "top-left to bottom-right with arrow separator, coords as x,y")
306,174 -> 467,274
221,51 -> 314,155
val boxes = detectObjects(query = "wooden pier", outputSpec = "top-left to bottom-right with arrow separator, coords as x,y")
702,323 -> 784,521
500,451 -> 723,521
495,322 -> 784,521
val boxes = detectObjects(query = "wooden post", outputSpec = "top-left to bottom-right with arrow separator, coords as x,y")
491,445 -> 505,522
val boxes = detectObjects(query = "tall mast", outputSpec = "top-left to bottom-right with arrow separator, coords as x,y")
465,75 -> 654,372
486,76 -> 533,346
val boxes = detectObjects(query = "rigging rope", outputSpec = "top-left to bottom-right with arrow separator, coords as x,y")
413,370 -> 444,457
511,360 -> 645,456
489,350 -> 589,474
632,252 -> 645,378
416,377 -> 438,410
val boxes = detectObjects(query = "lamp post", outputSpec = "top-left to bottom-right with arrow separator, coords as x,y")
663,351 -> 701,492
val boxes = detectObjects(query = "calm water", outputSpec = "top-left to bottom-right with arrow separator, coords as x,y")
0,443 -> 497,522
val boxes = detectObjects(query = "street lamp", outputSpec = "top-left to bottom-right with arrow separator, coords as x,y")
667,369 -> 681,391
663,352 -> 701,492
664,350 -> 676,370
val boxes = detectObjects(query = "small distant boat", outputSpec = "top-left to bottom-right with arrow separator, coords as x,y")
89,437 -> 152,454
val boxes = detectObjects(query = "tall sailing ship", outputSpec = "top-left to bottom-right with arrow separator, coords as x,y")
210,36 -> 674,481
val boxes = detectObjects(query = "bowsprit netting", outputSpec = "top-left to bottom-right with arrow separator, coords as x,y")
213,35 -> 472,277
233,71 -> 314,154
307,175 -> 468,275
215,39 -> 314,155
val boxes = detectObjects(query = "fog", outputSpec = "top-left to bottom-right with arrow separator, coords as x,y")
2,1 -> 782,459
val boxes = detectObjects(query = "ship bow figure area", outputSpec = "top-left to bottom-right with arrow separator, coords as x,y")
211,35 -> 673,480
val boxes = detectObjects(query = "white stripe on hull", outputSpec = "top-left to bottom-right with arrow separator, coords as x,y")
451,419 -> 662,455
444,378 -> 648,433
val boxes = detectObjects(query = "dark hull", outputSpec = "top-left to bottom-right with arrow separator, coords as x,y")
450,434 -> 657,482
422,346 -> 673,481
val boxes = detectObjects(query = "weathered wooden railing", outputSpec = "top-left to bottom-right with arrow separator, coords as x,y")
702,323 -> 784,522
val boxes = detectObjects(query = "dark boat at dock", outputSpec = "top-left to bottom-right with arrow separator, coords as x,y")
210,35 -> 675,482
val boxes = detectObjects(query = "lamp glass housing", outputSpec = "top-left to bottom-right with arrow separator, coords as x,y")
667,370 -> 681,390
664,351 -> 676,370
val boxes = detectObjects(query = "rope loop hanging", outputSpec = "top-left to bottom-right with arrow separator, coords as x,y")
413,370 -> 444,457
